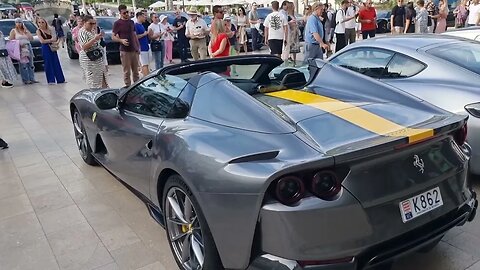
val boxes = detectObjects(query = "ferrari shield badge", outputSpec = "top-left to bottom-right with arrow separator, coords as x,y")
413,155 -> 425,174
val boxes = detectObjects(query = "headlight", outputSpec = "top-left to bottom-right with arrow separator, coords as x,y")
465,103 -> 480,118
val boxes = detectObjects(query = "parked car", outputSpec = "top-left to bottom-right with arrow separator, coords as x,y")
0,19 -> 43,69
376,10 -> 391,33
66,16 -> 119,64
70,54 -> 476,270
15,2 -> 34,12
442,26 -> 480,41
328,35 -> 480,175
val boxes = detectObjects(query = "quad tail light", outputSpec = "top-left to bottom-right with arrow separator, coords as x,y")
272,170 -> 343,206
454,124 -> 468,146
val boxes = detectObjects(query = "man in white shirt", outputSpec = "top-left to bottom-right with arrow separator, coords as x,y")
335,0 -> 352,52
468,0 -> 480,26
185,9 -> 208,60
344,0 -> 359,44
264,1 -> 288,57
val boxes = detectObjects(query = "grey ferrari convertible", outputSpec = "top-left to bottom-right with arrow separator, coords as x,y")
70,55 -> 477,270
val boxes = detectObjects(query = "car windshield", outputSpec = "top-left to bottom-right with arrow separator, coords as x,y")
427,42 -> 480,75
96,17 -> 116,31
202,15 -> 211,25
257,8 -> 272,19
0,20 -> 37,36
377,10 -> 389,18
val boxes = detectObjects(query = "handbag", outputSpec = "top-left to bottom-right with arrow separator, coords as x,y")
86,48 -> 103,61
49,42 -> 59,52
0,49 -> 8,57
150,40 -> 163,52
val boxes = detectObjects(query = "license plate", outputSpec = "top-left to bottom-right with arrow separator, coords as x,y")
399,187 -> 443,223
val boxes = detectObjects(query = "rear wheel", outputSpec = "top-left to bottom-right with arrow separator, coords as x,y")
72,109 -> 96,165
163,175 -> 222,270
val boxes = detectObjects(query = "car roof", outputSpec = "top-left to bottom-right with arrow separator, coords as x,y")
349,34 -> 469,51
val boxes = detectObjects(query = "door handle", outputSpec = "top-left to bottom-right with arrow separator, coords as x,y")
146,140 -> 153,150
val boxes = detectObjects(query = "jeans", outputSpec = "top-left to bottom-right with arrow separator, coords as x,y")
152,40 -> 164,70
251,28 -> 259,51
303,43 -> 323,65
19,44 -> 35,83
178,38 -> 188,62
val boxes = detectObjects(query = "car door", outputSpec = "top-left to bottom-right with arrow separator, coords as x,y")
97,75 -> 187,195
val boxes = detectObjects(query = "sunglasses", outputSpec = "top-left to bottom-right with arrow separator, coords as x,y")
121,11 -> 128,15
88,22 -> 97,25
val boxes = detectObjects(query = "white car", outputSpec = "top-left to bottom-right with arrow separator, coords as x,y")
442,26 -> 480,41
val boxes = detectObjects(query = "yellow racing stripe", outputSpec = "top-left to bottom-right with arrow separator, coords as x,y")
266,90 -> 434,143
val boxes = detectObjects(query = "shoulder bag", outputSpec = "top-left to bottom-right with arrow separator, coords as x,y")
86,47 -> 103,61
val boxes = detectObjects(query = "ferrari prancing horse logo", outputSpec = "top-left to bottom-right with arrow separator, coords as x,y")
413,155 -> 425,174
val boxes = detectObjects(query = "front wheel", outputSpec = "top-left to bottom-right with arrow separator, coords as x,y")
72,109 -> 96,165
163,175 -> 222,270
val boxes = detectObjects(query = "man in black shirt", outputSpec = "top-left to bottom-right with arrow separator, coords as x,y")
173,10 -> 189,62
390,0 -> 405,34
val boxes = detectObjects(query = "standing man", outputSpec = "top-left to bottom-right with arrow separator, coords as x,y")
211,5 -> 224,34
173,10 -> 189,63
248,2 -> 260,51
185,9 -> 208,60
135,12 -> 151,77
334,0 -> 349,52
304,2 -> 330,62
112,4 -> 140,87
264,1 -> 288,57
344,0 -> 358,44
391,0 -> 405,34
358,0 -> 376,39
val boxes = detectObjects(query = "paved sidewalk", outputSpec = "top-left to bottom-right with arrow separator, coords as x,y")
0,50 -> 479,270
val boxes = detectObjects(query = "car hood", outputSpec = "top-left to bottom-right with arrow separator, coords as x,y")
255,89 -> 466,155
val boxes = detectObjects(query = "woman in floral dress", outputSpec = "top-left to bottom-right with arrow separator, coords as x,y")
0,31 -> 17,87
287,2 -> 301,66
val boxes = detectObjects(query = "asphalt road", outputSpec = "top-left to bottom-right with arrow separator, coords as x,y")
0,48 -> 479,270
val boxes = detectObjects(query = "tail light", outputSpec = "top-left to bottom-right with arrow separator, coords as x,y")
271,169 -> 346,206
311,171 -> 342,200
274,176 -> 305,205
454,124 -> 468,146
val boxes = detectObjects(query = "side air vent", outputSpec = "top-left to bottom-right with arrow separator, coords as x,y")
228,151 -> 280,164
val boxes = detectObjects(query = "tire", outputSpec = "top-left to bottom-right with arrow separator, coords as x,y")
417,235 -> 443,253
72,108 -> 97,165
163,175 -> 223,270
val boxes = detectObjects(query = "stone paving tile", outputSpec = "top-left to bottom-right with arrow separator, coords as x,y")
98,224 -> 142,251
110,241 -> 159,270
29,189 -> 75,214
468,261 -> 480,270
0,193 -> 34,222
37,204 -> 87,234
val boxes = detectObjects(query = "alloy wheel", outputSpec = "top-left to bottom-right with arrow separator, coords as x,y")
73,111 -> 88,160
165,187 -> 204,270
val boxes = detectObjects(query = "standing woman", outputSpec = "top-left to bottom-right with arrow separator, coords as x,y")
148,13 -> 164,70
287,2 -> 300,66
453,0 -> 468,28
208,19 -> 230,58
236,7 -> 248,54
0,31 -> 17,87
304,5 -> 312,22
160,15 -> 174,64
433,0 -> 448,33
78,15 -> 108,88
36,17 -> 65,84
9,18 -> 37,84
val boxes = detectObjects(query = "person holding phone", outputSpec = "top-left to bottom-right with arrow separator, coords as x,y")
9,18 -> 37,84
160,15 -> 174,64
185,9 -> 208,60
36,16 -> 65,85
78,15 -> 108,89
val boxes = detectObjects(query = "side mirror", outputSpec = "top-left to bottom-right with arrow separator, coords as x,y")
95,92 -> 118,110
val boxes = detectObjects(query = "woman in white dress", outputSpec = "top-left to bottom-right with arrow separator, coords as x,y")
236,7 -> 248,54
78,15 -> 108,89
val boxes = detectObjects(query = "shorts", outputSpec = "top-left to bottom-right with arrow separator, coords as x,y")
139,51 -> 150,66
268,39 -> 283,55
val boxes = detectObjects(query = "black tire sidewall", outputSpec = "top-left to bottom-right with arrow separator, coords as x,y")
162,175 -> 223,270
73,109 -> 96,165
